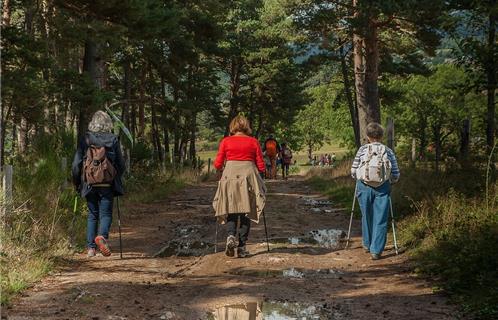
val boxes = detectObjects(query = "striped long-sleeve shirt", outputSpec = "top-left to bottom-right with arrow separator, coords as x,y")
351,143 -> 400,183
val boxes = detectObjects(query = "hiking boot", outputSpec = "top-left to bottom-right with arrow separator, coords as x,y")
237,246 -> 249,258
371,253 -> 381,260
363,246 -> 370,253
87,248 -> 96,257
95,235 -> 112,257
225,235 -> 237,257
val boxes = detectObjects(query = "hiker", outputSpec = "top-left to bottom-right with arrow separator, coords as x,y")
280,143 -> 293,180
263,134 -> 280,179
212,115 -> 267,258
264,152 -> 272,179
351,122 -> 400,260
72,110 -> 126,257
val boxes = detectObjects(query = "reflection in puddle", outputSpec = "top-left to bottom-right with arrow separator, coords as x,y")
208,301 -> 341,320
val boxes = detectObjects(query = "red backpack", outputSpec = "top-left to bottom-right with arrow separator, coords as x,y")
265,140 -> 278,157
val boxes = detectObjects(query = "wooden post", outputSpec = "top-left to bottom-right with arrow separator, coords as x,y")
386,118 -> 394,150
2,165 -> 13,217
61,157 -> 68,189
411,138 -> 417,164
208,158 -> 211,174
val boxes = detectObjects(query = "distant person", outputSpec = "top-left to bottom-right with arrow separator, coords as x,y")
263,134 -> 280,179
331,153 -> 337,166
72,111 -> 126,258
351,122 -> 400,260
326,154 -> 332,166
213,115 -> 266,258
264,152 -> 272,179
280,143 -> 293,180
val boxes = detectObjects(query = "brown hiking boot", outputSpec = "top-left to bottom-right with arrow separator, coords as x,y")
95,235 -> 112,257
225,235 -> 237,257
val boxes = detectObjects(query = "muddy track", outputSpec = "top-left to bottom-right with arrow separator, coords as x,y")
4,177 -> 462,320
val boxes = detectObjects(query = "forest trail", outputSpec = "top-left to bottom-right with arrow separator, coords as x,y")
5,177 -> 460,320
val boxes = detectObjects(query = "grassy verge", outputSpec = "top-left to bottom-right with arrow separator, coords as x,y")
0,158 -> 193,305
306,160 -> 498,318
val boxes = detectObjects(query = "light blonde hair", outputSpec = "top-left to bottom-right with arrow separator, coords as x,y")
88,110 -> 113,133
229,115 -> 252,135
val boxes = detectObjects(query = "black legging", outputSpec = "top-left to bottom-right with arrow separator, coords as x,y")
226,213 -> 251,247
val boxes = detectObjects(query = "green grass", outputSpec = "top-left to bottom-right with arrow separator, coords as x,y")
0,159 -> 193,306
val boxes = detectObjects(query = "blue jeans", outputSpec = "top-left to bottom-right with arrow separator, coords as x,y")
86,187 -> 114,249
356,181 -> 390,255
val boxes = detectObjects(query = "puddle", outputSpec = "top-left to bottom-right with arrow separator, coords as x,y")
272,229 -> 345,250
154,225 -> 213,257
308,229 -> 346,249
302,198 -> 333,206
208,301 -> 344,319
228,268 -> 344,279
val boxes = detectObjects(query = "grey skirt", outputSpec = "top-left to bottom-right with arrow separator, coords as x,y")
212,161 -> 266,224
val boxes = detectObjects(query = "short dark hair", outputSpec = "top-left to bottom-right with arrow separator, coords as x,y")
366,122 -> 384,140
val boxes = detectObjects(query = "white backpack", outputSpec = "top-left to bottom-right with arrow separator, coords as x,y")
356,144 -> 392,187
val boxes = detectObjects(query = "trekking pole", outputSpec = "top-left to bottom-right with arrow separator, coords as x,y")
262,210 -> 270,252
345,183 -> 358,249
116,197 -> 123,259
389,196 -> 399,255
70,195 -> 79,244
214,220 -> 218,253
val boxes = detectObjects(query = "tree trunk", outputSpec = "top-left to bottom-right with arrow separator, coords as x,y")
0,103 -> 6,167
122,59 -> 132,135
486,8 -> 496,177
459,119 -> 471,165
17,116 -> 28,154
353,1 -> 380,145
78,39 -> 101,140
138,67 -> 146,139
340,45 -> 361,148
411,138 -> 417,167
151,103 -> 163,163
1,0 -> 10,167
2,0 -> 11,27
225,58 -> 241,136
433,123 -> 442,172
189,114 -> 197,165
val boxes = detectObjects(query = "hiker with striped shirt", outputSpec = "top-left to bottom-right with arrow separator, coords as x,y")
351,122 -> 400,260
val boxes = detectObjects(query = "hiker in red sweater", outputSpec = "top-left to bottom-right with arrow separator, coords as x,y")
212,115 -> 267,258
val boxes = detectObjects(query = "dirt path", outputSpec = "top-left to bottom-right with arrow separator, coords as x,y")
5,177 -> 461,320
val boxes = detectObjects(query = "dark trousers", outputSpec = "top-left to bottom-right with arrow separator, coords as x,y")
226,213 -> 251,247
282,163 -> 290,178
86,187 -> 114,249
